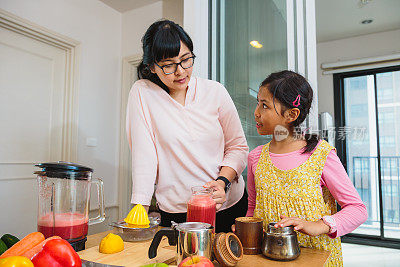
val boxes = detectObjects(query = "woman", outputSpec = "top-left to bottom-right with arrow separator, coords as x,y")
126,20 -> 248,233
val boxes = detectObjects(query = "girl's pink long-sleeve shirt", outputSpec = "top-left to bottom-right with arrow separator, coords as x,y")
246,141 -> 368,238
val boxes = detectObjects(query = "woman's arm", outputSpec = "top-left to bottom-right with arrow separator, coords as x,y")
131,204 -> 149,213
206,166 -> 236,210
204,84 -> 249,209
126,83 -> 158,207
320,150 -> 368,238
211,149 -> 259,215
218,166 -> 237,182
217,84 -> 249,180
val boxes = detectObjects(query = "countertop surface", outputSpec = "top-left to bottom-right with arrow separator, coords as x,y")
79,230 -> 330,266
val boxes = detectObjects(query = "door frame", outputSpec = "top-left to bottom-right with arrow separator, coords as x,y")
0,8 -> 80,162
118,54 -> 142,219
333,65 -> 400,249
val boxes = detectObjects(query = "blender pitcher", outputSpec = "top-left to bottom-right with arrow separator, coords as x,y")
35,162 -> 105,251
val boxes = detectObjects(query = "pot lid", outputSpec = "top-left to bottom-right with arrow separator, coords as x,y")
173,222 -> 213,232
267,222 -> 295,234
35,161 -> 93,172
34,161 -> 93,180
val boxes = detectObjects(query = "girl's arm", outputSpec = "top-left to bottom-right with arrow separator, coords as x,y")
246,161 -> 256,217
276,148 -> 367,237
126,83 -> 158,207
245,147 -> 263,217
321,149 -> 368,238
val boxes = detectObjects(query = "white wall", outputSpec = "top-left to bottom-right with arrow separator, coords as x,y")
163,0 -> 183,26
183,0 -> 209,79
1,0 -> 122,231
122,0 -> 184,58
1,0 -> 184,236
122,1 -> 163,57
317,29 -> 400,120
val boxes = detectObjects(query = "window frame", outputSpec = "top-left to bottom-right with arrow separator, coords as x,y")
333,64 -> 400,249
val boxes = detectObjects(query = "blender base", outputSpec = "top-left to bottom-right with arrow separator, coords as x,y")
69,237 -> 87,252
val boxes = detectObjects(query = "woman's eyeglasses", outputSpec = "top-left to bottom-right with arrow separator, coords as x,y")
155,56 -> 196,75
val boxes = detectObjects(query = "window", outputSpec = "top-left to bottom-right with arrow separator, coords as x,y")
379,112 -> 394,125
380,136 -> 395,147
334,66 -> 400,247
350,104 -> 368,117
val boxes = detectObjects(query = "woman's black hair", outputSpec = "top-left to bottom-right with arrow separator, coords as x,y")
137,20 -> 194,93
260,70 -> 319,153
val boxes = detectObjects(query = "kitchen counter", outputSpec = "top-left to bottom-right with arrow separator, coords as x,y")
78,230 -> 330,266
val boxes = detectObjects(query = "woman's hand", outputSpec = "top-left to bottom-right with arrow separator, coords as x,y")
204,180 -> 226,210
275,215 -> 330,237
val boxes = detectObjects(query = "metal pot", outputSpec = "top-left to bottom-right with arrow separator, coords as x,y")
262,222 -> 300,261
148,221 -> 214,264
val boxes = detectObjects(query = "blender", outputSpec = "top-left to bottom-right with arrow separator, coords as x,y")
35,162 -> 105,251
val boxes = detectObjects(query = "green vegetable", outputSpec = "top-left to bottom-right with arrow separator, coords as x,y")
1,234 -> 20,248
0,239 -> 7,256
140,263 -> 169,267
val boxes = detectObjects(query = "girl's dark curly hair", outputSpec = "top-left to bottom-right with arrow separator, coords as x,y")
261,70 -> 318,153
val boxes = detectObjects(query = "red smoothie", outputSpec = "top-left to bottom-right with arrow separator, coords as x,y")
187,194 -> 216,228
37,213 -> 88,240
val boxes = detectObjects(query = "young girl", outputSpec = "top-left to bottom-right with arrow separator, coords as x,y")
246,70 -> 368,266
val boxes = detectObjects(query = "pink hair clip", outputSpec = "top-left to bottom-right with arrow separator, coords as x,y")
292,94 -> 301,107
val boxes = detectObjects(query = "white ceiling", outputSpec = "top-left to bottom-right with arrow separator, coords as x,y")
98,0 -> 400,42
316,0 -> 400,42
98,0 -> 160,12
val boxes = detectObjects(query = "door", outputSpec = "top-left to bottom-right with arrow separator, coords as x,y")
334,66 -> 400,248
0,25 -> 67,237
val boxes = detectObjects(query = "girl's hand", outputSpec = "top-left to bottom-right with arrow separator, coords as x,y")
275,215 -> 330,237
204,180 -> 226,210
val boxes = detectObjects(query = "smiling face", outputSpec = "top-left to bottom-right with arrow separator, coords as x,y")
254,86 -> 288,136
152,41 -> 194,94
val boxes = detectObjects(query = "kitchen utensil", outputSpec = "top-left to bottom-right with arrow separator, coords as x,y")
187,186 -> 216,229
124,204 -> 150,227
262,222 -> 300,261
35,162 -> 105,251
82,259 -> 124,267
213,232 -> 243,267
234,217 -> 263,255
109,216 -> 160,242
148,221 -> 213,265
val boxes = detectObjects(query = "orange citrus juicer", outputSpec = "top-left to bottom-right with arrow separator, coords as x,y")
124,204 -> 150,228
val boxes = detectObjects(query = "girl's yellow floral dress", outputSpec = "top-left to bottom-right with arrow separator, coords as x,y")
254,140 -> 343,267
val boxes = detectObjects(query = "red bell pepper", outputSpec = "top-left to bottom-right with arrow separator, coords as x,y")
31,239 -> 81,267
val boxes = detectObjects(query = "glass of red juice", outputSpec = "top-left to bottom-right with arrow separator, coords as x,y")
186,186 -> 216,229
